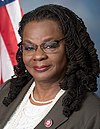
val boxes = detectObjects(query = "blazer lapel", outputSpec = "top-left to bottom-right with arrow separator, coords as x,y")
0,79 -> 68,129
35,92 -> 69,129
0,79 -> 33,129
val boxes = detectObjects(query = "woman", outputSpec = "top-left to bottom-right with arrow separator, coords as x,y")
0,4 -> 100,129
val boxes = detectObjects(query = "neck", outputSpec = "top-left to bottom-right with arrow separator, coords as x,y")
33,81 -> 61,102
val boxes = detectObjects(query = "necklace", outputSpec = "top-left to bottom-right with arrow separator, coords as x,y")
31,92 -> 54,104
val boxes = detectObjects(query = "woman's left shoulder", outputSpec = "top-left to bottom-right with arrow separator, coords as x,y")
81,92 -> 100,114
85,92 -> 100,106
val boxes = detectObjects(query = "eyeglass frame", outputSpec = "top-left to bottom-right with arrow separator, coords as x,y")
19,36 -> 67,55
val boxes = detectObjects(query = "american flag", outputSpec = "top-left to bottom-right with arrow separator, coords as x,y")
0,0 -> 23,84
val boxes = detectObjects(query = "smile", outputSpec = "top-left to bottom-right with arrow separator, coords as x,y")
33,65 -> 51,72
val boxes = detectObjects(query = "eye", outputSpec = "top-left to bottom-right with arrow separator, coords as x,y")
22,45 -> 36,51
43,41 -> 59,49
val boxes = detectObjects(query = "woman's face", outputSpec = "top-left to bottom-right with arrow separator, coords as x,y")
22,20 -> 68,83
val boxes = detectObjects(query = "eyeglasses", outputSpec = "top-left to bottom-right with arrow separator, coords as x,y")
21,36 -> 67,55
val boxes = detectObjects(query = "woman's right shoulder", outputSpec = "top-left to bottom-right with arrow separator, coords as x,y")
0,79 -> 11,93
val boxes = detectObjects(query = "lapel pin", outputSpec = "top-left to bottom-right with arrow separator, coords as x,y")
44,119 -> 53,128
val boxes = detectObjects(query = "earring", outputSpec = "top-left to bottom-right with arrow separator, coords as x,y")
25,70 -> 27,73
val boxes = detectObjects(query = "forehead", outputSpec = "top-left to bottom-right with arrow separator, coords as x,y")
23,20 -> 63,38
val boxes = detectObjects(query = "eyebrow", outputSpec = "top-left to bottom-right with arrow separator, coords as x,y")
22,37 -> 58,45
22,40 -> 33,45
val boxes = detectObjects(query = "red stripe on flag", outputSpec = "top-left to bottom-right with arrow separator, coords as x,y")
0,6 -> 18,66
0,78 -> 3,85
0,0 -> 23,84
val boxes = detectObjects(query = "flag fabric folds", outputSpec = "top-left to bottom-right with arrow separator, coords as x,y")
0,0 -> 23,84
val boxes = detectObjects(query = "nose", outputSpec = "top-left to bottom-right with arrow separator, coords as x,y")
33,47 -> 48,61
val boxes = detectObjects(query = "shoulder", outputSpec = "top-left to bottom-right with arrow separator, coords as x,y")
83,92 -> 100,111
0,80 -> 11,90
0,80 -> 11,98
66,92 -> 100,129
83,92 -> 100,118
77,92 -> 100,117
80,92 -> 100,128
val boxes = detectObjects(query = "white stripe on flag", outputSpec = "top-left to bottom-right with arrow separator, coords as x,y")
6,0 -> 21,43
0,33 -> 14,82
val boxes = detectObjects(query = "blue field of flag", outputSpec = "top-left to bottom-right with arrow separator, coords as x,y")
0,0 -> 16,7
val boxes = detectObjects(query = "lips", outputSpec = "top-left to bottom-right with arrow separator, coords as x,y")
33,65 -> 51,72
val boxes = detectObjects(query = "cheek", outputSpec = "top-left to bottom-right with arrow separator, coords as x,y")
51,52 -> 67,69
23,54 -> 31,66
23,55 -> 34,75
